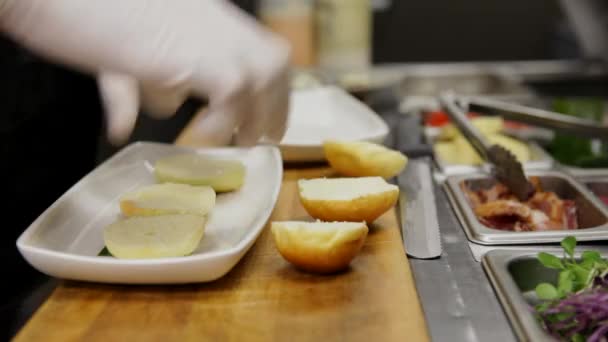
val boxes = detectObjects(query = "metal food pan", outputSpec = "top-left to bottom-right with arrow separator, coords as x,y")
482,249 -> 608,342
423,128 -> 554,176
576,174 -> 608,207
444,170 -> 608,245
586,182 -> 608,206
564,166 -> 608,178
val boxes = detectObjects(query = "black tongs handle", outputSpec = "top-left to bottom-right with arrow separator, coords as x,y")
464,96 -> 608,140
438,92 -> 492,161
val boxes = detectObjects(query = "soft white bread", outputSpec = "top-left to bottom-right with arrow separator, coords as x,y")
154,153 -> 246,192
103,214 -> 206,259
298,177 -> 399,223
323,140 -> 408,179
119,183 -> 215,217
271,221 -> 368,274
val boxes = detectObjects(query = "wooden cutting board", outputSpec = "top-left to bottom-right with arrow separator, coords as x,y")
14,112 -> 430,342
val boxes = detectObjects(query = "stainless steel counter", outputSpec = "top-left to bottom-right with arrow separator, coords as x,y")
408,185 -> 516,342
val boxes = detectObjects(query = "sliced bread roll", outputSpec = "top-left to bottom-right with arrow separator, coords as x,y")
271,221 -> 368,274
323,140 -> 408,179
119,183 -> 215,217
103,214 -> 206,259
298,177 -> 399,223
154,153 -> 246,192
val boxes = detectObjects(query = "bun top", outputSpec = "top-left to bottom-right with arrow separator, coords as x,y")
298,177 -> 398,200
271,221 -> 368,250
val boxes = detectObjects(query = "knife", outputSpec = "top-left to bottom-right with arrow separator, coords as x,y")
398,158 -> 442,259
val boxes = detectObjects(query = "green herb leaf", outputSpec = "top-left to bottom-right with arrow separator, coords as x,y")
561,236 -> 576,258
595,259 -> 608,269
538,252 -> 564,269
572,333 -> 585,342
535,301 -> 551,313
570,264 -> 592,290
557,270 -> 574,296
582,250 -> 601,263
585,269 -> 599,288
580,258 -> 595,269
536,283 -> 559,300
555,312 -> 574,322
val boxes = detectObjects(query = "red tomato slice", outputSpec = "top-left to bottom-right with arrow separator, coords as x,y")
424,111 -> 479,127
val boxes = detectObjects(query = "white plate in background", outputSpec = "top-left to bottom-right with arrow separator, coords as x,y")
280,86 -> 389,162
17,142 -> 282,284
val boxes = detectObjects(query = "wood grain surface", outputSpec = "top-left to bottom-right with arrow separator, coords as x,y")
13,112 -> 430,342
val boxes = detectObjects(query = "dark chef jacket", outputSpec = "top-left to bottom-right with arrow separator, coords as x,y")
0,34 -> 103,338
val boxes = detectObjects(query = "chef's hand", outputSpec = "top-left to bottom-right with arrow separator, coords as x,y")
0,0 -> 290,146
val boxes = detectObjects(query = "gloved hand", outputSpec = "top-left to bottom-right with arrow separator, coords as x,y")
0,0 -> 290,146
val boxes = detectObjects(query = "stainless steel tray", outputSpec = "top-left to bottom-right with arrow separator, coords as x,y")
562,165 -> 608,178
444,170 -> 608,245
424,128 -> 554,176
482,249 -> 608,342
577,174 -> 608,207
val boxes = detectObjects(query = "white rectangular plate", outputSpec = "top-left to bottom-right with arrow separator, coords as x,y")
279,86 -> 389,161
17,142 -> 283,284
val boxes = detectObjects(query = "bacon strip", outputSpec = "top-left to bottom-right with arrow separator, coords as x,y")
462,178 -> 578,231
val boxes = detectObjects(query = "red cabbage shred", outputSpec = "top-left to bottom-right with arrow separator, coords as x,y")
536,287 -> 608,341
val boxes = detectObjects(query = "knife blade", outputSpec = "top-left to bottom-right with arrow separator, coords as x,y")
398,158 -> 442,259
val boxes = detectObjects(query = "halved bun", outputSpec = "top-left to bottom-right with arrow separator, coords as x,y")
119,183 -> 215,217
323,140 -> 408,179
103,214 -> 206,259
154,153 -> 245,192
271,221 -> 368,274
298,177 -> 398,223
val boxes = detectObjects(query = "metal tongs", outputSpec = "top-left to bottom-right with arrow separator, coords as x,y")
461,96 -> 608,140
439,92 -> 535,201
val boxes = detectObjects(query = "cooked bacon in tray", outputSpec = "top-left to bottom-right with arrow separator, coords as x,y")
461,177 -> 578,232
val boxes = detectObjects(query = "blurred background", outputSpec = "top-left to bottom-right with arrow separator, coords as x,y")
96,0 -> 606,160
240,0 -> 577,64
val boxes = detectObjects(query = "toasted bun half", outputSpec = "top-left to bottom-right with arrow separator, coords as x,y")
104,214 -> 206,259
154,153 -> 245,192
298,177 -> 398,223
323,140 -> 408,179
119,183 -> 215,217
271,221 -> 368,274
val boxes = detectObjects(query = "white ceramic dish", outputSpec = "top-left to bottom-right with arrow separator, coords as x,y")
17,142 -> 282,284
279,86 -> 389,162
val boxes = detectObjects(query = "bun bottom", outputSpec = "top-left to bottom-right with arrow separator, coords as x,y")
271,221 -> 368,274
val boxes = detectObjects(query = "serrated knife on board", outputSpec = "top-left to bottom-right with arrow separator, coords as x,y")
398,158 -> 442,259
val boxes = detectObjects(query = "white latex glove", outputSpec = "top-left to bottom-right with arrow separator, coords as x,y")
0,0 -> 290,146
